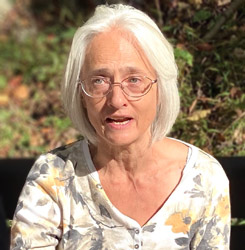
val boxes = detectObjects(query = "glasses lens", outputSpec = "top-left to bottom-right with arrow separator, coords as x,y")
81,76 -> 155,98
122,76 -> 152,97
82,77 -> 110,97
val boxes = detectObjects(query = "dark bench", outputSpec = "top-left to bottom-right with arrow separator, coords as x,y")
0,157 -> 244,249
217,157 -> 245,249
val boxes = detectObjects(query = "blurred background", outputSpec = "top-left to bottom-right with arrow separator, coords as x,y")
0,0 -> 244,158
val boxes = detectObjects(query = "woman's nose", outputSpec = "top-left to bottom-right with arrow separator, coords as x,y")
106,83 -> 128,109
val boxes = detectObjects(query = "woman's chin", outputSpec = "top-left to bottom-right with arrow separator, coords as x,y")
97,131 -> 151,148
99,134 -> 136,147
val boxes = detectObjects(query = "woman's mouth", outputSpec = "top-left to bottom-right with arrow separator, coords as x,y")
105,117 -> 133,128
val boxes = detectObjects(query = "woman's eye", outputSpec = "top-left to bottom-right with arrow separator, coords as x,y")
91,78 -> 105,85
128,77 -> 142,84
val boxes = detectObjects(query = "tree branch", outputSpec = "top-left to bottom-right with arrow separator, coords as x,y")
154,0 -> 163,27
203,0 -> 244,41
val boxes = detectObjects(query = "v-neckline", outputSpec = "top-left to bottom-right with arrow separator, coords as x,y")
82,139 -> 198,228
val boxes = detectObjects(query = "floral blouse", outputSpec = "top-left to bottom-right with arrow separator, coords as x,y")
11,139 -> 230,250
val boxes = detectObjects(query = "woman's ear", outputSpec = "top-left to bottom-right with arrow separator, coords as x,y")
78,83 -> 87,109
81,94 -> 87,109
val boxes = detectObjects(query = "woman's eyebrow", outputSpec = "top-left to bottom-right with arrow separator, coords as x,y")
90,68 -> 111,76
121,66 -> 146,75
90,67 -> 146,76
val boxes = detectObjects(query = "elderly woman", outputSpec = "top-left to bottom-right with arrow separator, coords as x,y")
11,4 -> 230,250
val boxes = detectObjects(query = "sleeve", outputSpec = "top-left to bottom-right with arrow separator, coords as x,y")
10,155 -> 64,250
192,160 -> 231,250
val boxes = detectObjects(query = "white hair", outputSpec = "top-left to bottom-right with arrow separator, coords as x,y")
61,4 -> 180,145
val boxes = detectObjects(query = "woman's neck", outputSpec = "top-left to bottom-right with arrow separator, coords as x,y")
89,137 -> 155,177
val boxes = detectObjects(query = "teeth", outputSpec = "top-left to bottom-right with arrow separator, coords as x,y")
107,117 -> 132,124
113,120 -> 129,125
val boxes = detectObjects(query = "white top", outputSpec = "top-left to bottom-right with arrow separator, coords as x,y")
11,139 -> 230,249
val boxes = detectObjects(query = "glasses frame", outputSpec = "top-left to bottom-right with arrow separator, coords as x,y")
78,76 -> 157,99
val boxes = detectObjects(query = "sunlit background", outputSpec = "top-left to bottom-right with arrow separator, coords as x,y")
0,0 -> 244,157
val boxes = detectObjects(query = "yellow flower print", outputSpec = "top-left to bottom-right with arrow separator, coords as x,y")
165,209 -> 195,234
216,194 -> 230,222
36,167 -> 65,199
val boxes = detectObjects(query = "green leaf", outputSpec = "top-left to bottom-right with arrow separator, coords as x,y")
193,10 -> 212,23
0,75 -> 7,90
174,48 -> 193,66
162,26 -> 173,32
61,28 -> 76,39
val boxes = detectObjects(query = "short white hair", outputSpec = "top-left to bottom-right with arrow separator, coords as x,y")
61,4 -> 180,145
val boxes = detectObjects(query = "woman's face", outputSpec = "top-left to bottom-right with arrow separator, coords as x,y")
81,29 -> 158,147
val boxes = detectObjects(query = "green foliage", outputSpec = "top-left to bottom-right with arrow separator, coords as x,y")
174,47 -> 193,66
0,29 -> 76,87
0,27 -> 79,157
6,219 -> 12,228
231,218 -> 245,226
44,116 -> 72,133
168,3 -> 245,157
193,10 -> 212,23
0,109 -> 31,157
0,75 -> 7,90
0,1 -> 244,157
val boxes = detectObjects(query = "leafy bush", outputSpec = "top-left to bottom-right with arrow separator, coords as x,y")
0,1 -> 244,157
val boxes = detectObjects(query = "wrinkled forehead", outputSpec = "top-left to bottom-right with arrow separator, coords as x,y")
81,28 -> 155,77
86,27 -> 139,53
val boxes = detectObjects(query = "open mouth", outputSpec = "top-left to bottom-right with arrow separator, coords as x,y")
106,117 -> 133,125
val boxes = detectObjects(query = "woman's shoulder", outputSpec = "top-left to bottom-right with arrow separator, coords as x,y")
194,148 -> 228,184
49,139 -> 85,161
181,140 -> 229,186
29,139 -> 88,178
165,137 -> 228,183
156,137 -> 189,162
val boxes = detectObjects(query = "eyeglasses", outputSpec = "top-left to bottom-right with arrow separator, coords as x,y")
78,76 -> 157,98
